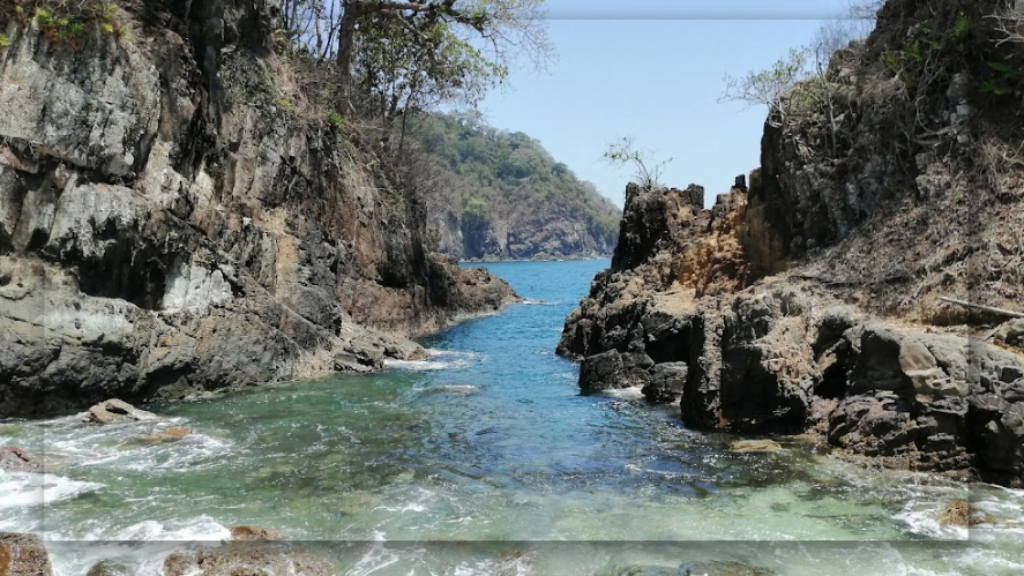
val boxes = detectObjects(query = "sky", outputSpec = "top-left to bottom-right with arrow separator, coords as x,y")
472,0 -> 869,208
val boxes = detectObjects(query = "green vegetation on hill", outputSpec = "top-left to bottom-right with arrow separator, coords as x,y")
407,111 -> 621,259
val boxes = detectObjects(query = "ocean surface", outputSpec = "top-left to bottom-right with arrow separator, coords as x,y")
2,259 -> 1022,575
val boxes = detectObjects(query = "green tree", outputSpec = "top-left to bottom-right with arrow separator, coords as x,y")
334,0 -> 552,113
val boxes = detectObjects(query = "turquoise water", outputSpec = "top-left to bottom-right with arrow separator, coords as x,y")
2,260 -> 1023,575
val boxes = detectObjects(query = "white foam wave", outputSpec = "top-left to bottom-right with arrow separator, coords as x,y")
386,350 -> 479,371
521,298 -> 557,306
385,359 -> 458,371
602,387 -> 645,400
345,541 -> 409,576
106,515 -> 232,541
119,433 -> 238,473
373,502 -> 427,513
0,472 -> 104,509
45,518 -> 229,576
42,421 -> 240,475
893,505 -> 969,540
425,348 -> 486,361
416,384 -> 480,395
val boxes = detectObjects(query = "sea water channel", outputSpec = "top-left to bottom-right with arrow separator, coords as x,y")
2,260 -> 1023,575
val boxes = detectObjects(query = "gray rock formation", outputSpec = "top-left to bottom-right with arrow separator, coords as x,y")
0,1 -> 516,418
84,399 -> 159,424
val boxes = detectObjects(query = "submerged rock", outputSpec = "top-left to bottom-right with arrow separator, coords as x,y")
0,447 -> 41,473
729,439 -> 784,454
612,561 -> 775,576
163,543 -> 332,576
141,427 -> 192,443
228,526 -> 281,541
937,500 -> 973,527
678,560 -> 776,576
0,533 -> 52,576
84,560 -> 133,576
85,399 -> 158,425
578,350 -> 654,393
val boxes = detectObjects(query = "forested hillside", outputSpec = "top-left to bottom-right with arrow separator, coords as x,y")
408,112 -> 621,261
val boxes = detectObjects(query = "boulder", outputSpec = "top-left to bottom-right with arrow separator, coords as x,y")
642,362 -> 688,403
578,350 -> 654,392
0,533 -> 52,576
84,399 -> 158,425
684,289 -> 816,434
992,318 -> 1024,349
0,447 -> 41,473
969,391 -> 1024,486
937,500 -> 974,527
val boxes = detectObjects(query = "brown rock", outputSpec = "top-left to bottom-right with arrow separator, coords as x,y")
0,447 -> 41,473
228,526 -> 281,541
937,500 -> 973,527
730,439 -> 784,453
161,553 -> 193,576
0,533 -> 52,576
142,427 -> 191,443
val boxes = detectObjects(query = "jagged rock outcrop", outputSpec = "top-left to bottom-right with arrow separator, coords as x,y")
560,182 -> 1024,484
0,1 -> 516,418
559,0 -> 1024,485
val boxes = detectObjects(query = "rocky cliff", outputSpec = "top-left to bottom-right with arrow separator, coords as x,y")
559,0 -> 1024,486
0,0 -> 516,418
428,202 -> 617,262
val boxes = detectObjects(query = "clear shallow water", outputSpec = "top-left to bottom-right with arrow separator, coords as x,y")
1,259 -> 1022,575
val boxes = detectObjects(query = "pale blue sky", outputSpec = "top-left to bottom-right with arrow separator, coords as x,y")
474,0 -> 866,207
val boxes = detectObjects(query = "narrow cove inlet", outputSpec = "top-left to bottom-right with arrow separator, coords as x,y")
2,261 -> 1022,575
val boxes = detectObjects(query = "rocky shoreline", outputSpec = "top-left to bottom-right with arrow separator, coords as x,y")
0,0 -> 518,419
559,183 -> 1024,487
558,0 -> 1024,488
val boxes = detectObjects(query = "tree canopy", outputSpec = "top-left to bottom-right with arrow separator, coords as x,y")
276,0 -> 553,122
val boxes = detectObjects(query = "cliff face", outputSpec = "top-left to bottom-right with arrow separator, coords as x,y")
559,0 -> 1024,486
428,203 -> 617,262
0,1 -> 516,417
403,112 -> 620,262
